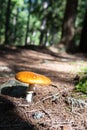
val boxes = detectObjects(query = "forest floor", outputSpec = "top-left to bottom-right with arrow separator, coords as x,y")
0,45 -> 87,130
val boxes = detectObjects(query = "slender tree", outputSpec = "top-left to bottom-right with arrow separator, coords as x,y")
25,0 -> 31,45
39,0 -> 53,46
4,0 -> 11,44
60,0 -> 78,52
12,7 -> 19,43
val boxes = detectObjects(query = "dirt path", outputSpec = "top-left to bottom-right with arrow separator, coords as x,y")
0,46 -> 87,130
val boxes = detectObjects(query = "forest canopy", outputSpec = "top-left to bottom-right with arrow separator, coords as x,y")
0,0 -> 87,52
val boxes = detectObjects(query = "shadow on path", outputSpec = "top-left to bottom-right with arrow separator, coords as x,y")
0,95 -> 37,130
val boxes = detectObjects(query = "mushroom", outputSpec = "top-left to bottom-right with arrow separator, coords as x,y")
15,71 -> 51,102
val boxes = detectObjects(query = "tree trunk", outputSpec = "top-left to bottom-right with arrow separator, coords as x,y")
11,8 -> 19,43
60,0 -> 78,52
25,0 -> 31,46
4,0 -> 11,44
79,9 -> 87,52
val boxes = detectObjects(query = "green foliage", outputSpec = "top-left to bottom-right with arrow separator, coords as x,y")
0,0 -> 67,46
0,0 -> 87,46
75,77 -> 87,94
75,0 -> 87,46
76,0 -> 87,27
75,68 -> 87,94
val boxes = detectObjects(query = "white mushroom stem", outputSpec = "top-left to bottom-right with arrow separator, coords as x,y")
26,84 -> 35,102
26,91 -> 34,102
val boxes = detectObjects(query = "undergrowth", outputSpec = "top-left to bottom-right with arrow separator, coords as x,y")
75,67 -> 87,94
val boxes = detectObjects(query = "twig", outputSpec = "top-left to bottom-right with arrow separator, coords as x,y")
34,93 -> 60,105
66,97 -> 87,112
39,119 -> 74,129
16,86 -> 74,107
16,92 -> 60,107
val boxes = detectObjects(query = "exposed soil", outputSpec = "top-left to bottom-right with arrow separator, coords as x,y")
0,46 -> 87,130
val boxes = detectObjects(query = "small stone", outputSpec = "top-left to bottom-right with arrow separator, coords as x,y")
32,111 -> 45,119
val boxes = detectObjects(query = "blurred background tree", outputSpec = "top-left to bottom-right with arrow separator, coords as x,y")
0,0 -> 87,53
79,2 -> 87,52
60,0 -> 78,52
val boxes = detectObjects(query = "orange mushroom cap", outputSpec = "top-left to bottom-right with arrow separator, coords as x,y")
15,71 -> 51,85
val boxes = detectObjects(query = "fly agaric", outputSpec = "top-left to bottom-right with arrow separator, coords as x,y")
15,71 -> 51,102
